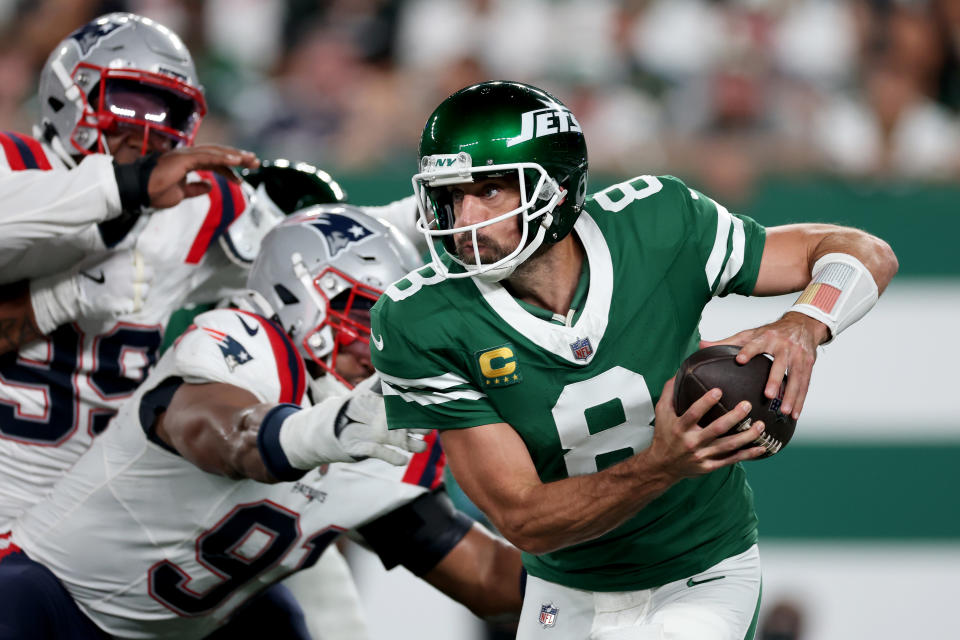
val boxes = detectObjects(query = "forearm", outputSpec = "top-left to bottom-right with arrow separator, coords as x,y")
0,281 -> 43,355
422,524 -> 525,618
756,224 -> 898,296
808,226 -> 898,294
0,156 -> 121,253
504,453 -> 673,554
154,380 -> 289,482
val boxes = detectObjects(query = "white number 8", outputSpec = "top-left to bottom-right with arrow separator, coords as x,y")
593,175 -> 663,213
552,367 -> 655,477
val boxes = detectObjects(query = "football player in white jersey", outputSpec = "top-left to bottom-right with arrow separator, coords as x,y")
0,206 -> 523,640
0,12 -> 266,530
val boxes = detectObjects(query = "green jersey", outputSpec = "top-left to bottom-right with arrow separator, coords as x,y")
370,175 -> 767,591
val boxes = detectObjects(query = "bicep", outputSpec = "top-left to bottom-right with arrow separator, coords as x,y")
439,424 -> 541,531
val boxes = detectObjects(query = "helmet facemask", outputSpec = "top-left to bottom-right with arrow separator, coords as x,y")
413,155 -> 564,282
292,256 -> 383,390
74,66 -> 205,155
37,13 -> 206,164
247,206 -> 422,394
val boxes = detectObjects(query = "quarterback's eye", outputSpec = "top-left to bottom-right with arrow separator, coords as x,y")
480,182 -> 502,198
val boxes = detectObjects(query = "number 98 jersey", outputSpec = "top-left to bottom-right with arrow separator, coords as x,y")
0,152 -> 250,530
10,309 -> 442,639
371,175 -> 766,593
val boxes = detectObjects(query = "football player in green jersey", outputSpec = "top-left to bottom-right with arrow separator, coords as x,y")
370,81 -> 898,640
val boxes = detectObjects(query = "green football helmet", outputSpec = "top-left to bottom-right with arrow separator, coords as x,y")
413,81 -> 588,281
242,159 -> 347,213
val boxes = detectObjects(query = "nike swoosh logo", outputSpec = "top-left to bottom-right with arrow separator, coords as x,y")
371,333 -> 384,351
236,314 -> 259,336
686,575 -> 726,587
79,270 -> 105,284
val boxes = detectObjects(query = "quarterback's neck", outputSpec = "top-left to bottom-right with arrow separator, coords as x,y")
503,233 -> 584,316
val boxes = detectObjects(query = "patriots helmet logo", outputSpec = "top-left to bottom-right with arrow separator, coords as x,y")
69,16 -> 128,55
310,213 -> 374,258
202,327 -> 254,372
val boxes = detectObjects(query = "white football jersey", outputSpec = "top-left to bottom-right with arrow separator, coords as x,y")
0,131 -> 115,282
11,309 -> 442,639
0,135 -> 250,529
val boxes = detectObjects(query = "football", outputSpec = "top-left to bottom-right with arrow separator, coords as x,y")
673,345 -> 797,458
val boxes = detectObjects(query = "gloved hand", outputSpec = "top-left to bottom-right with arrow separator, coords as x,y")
29,249 -> 153,334
279,375 -> 429,468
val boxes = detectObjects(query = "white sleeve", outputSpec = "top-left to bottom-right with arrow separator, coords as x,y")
168,308 -> 307,405
0,154 -> 121,261
357,195 -> 425,255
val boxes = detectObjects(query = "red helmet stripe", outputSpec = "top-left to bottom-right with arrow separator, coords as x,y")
236,310 -> 305,404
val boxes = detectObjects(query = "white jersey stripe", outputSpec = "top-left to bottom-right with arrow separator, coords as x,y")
378,370 -> 472,391
705,200 -> 732,292
381,382 -> 486,406
715,215 -> 746,295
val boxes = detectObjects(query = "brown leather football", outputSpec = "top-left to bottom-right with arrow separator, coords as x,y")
673,345 -> 796,458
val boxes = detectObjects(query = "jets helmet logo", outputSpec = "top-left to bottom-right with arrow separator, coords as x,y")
310,213 -> 374,258
506,104 -> 582,148
69,16 -> 127,54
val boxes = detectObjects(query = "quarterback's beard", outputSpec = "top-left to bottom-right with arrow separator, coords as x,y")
453,233 -> 517,266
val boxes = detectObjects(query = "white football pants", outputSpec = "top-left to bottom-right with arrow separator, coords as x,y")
517,544 -> 762,640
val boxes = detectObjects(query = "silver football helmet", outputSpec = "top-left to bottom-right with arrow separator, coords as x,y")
247,205 -> 421,388
36,12 -> 206,164
221,160 -> 348,267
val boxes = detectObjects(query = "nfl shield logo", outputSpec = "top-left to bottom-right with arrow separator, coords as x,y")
570,337 -> 593,361
538,602 -> 558,628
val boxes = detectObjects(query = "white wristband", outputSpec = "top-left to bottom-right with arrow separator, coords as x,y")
788,252 -> 878,343
30,272 -> 83,335
278,396 -> 352,469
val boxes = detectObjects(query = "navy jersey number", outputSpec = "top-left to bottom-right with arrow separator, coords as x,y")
0,323 -> 161,444
148,501 -> 339,616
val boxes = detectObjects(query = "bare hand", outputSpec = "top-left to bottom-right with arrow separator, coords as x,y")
701,312 -> 829,420
647,377 -> 767,482
147,145 -> 259,209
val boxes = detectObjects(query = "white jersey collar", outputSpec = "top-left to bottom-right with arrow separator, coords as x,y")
471,211 -> 612,365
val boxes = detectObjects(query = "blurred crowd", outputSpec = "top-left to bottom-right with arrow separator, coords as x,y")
2,0 -> 960,204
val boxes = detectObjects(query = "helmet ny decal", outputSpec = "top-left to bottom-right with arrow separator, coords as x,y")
69,16 -> 127,54
310,213 -> 374,257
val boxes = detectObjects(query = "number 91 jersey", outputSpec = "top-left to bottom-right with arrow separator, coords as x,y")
11,309 -> 442,640
371,175 -> 766,593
